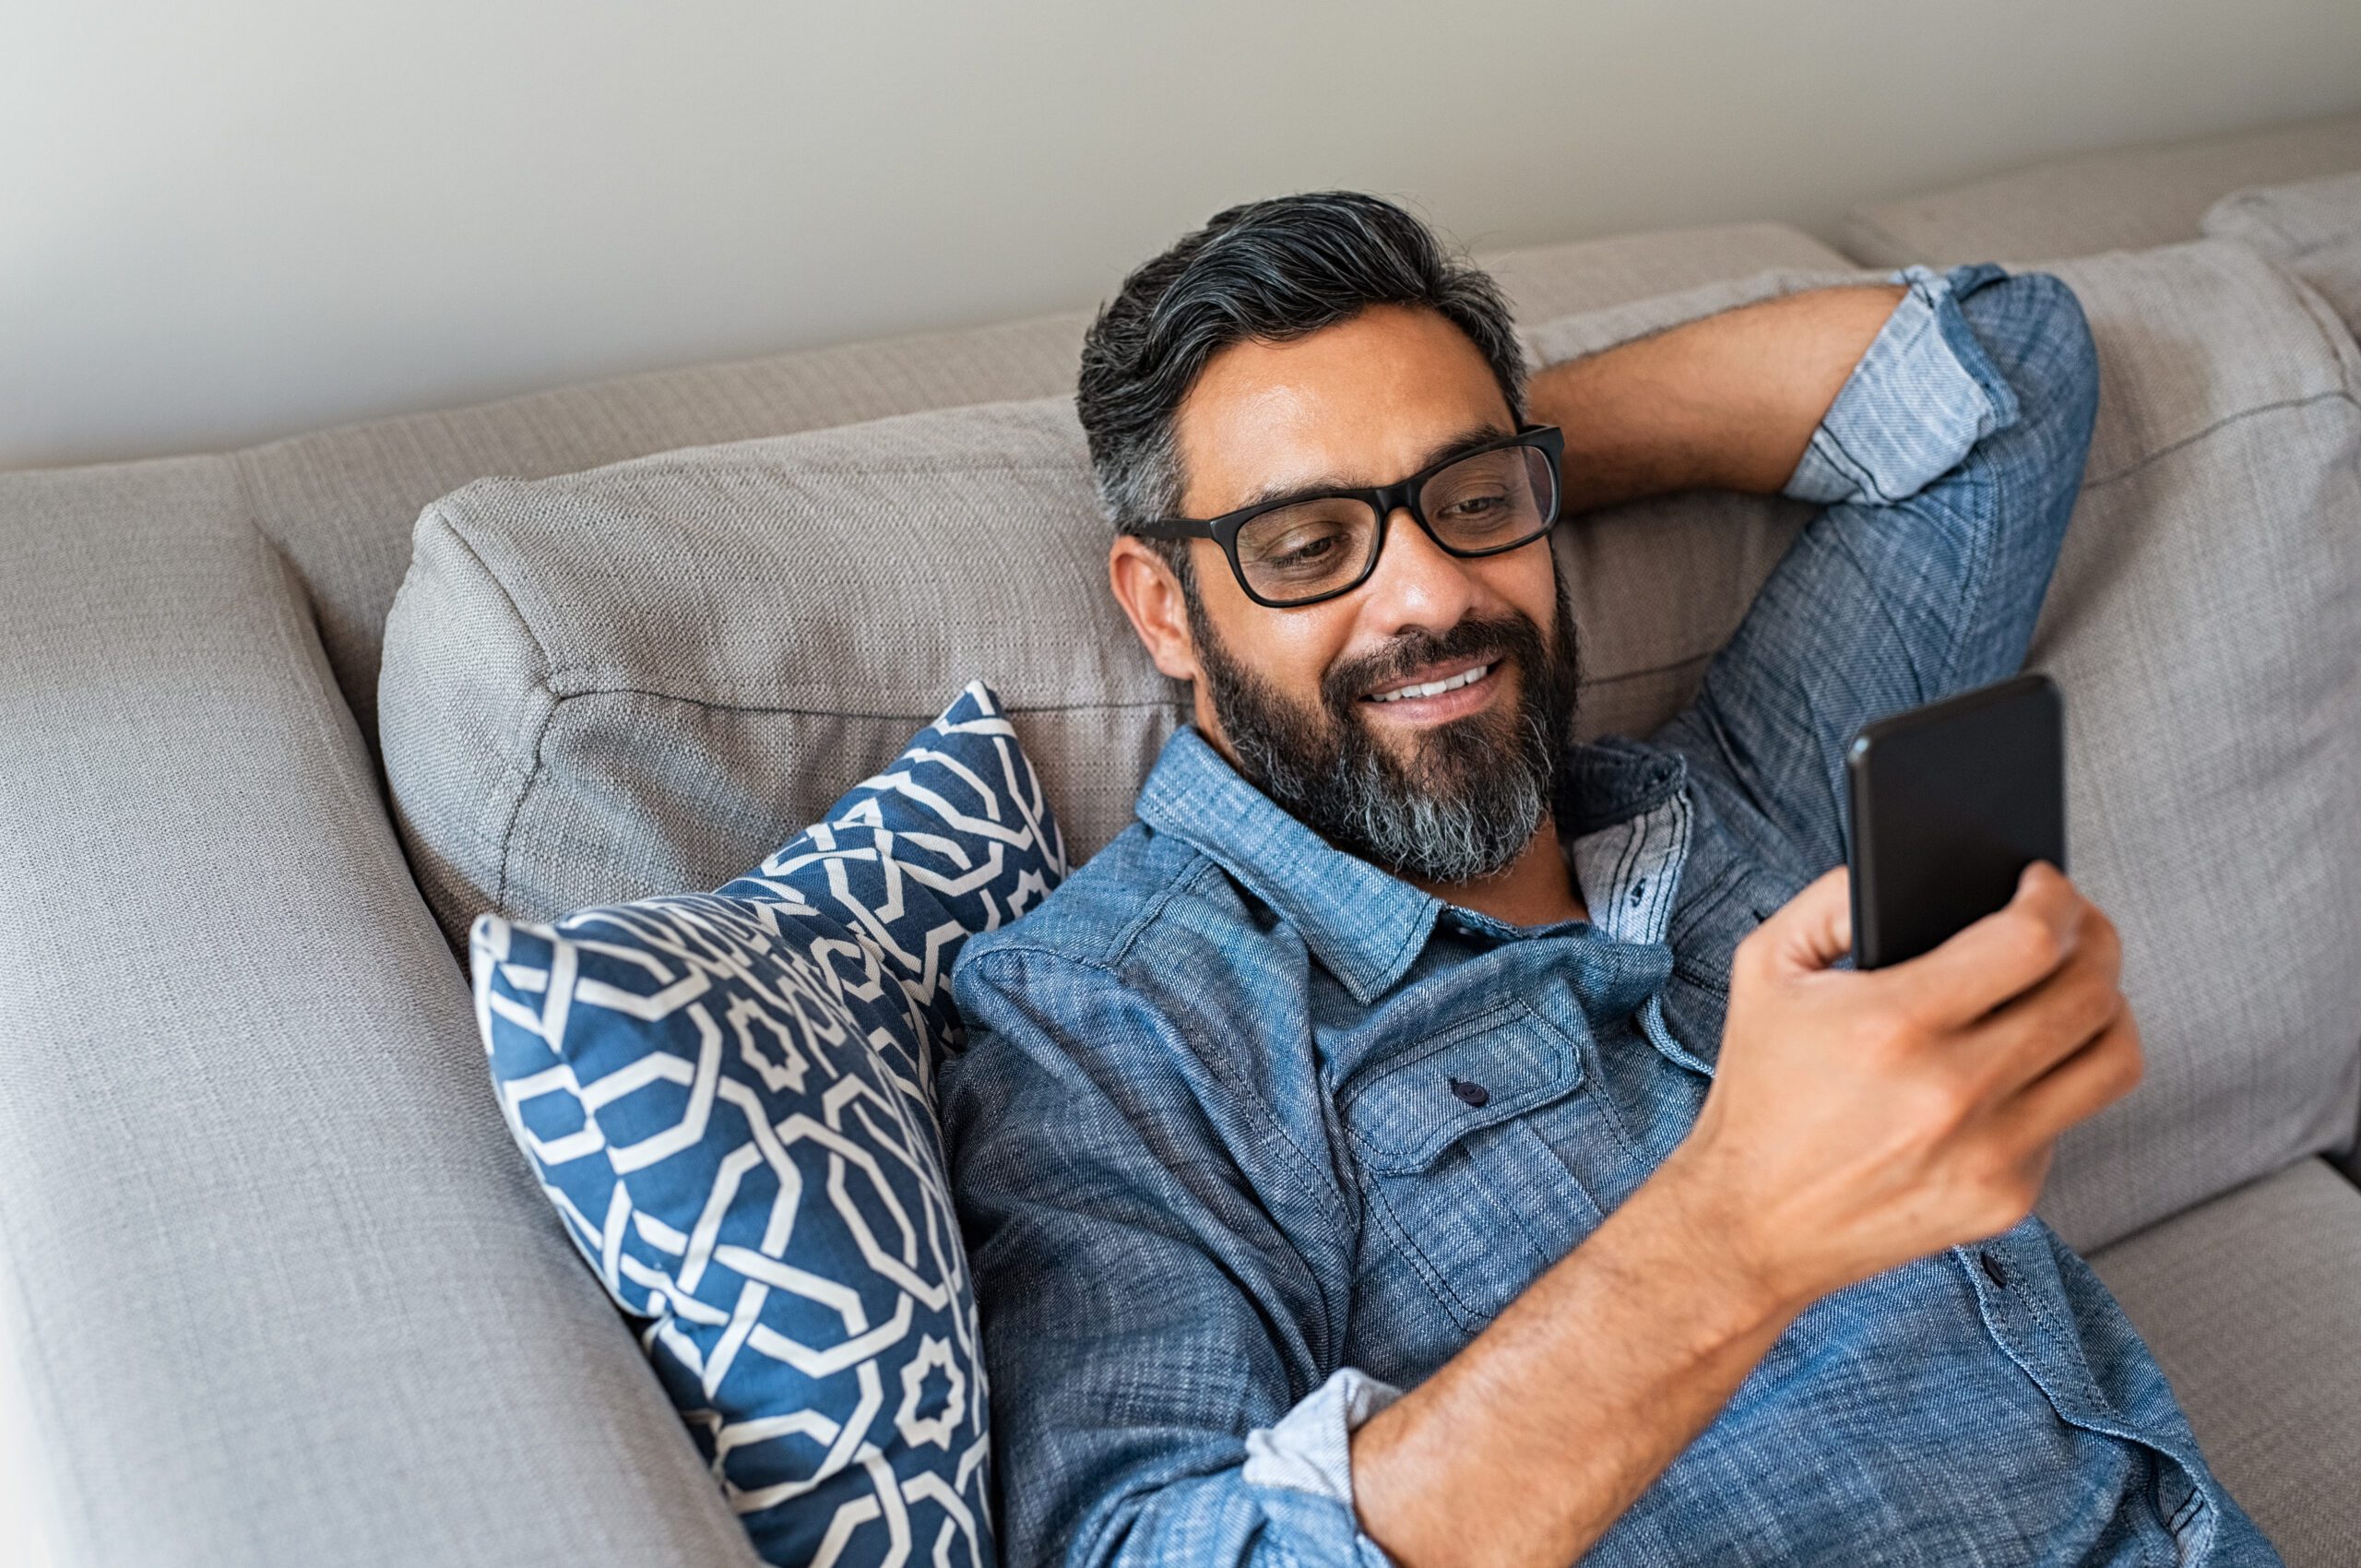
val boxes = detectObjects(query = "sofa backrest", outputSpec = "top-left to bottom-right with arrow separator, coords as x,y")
1843,109 -> 2361,266
0,222 -> 1846,752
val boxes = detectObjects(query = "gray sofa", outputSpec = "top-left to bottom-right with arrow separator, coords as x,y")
5,111 -> 2358,1568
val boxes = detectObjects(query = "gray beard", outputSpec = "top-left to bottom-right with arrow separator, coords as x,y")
1187,574 -> 1580,886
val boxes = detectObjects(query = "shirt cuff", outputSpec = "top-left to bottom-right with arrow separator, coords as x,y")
1781,263 -> 2023,506
1240,1366 -> 1404,1515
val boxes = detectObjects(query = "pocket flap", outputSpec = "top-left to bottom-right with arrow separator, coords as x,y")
1341,1002 -> 1582,1176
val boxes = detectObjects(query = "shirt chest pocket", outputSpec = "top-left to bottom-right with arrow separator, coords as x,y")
1339,1000 -> 1635,1335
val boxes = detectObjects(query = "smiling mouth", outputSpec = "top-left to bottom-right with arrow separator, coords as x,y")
1365,660 -> 1495,704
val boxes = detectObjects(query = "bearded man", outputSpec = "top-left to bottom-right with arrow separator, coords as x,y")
936,192 -> 2279,1568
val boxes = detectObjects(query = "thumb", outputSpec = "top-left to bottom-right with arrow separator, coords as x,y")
1753,865 -> 1854,976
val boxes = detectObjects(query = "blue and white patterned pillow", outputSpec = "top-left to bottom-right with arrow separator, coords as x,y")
469,682 -> 1063,1568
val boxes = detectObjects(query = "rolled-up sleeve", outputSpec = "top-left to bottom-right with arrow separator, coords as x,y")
941,946 -> 1398,1568
1655,262 -> 2101,878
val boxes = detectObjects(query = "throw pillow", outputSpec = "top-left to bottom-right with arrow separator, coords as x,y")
471,681 -> 1062,1568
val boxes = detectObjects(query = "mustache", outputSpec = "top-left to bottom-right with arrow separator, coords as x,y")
1321,612 -> 1547,712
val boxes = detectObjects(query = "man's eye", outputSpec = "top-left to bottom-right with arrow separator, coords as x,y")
1256,529 -> 1346,572
1441,493 -> 1507,517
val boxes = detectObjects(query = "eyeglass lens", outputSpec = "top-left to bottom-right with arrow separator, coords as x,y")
1232,445 -> 1558,604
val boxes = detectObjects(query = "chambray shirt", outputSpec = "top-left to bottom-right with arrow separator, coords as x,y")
941,266 -> 2284,1566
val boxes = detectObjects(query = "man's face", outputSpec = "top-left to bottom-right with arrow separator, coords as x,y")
1111,303 -> 1578,885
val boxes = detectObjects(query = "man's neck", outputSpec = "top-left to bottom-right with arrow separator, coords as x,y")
1405,815 -> 1589,929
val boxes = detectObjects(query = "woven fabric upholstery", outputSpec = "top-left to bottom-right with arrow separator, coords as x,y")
378,397 -> 1165,937
0,460 -> 764,1568
1842,110 -> 2361,267
2016,241 -> 2361,1246
2205,172 -> 2361,340
2091,1158 -> 2361,1568
0,221 -> 1842,748
238,313 -> 1095,742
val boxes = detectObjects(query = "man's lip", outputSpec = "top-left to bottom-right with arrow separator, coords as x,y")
1360,655 -> 1499,703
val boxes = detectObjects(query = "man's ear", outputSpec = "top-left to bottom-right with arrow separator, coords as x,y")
1109,535 -> 1205,683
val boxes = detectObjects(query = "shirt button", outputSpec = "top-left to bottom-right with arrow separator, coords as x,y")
1981,1251 -> 2008,1289
1449,1076 -> 1490,1108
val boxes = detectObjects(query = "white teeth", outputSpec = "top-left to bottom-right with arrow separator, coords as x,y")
1371,662 -> 1491,703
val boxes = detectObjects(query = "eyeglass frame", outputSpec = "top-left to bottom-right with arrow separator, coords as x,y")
1123,422 -> 1567,608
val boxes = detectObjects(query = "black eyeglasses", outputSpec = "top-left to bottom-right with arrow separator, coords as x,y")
1126,423 -> 1565,608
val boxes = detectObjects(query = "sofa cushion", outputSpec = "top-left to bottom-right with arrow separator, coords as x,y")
383,238 -> 2361,1252
2089,1158 -> 2361,1567
2205,172 -> 2361,339
2015,240 -> 2361,1248
380,393 -> 1173,938
1842,110 -> 2361,267
382,265 -> 1886,946
472,681 -> 1058,1568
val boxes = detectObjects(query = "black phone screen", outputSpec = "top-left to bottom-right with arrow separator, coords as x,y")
1845,672 -> 2066,970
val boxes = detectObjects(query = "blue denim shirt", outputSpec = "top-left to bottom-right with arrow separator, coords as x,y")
941,266 -> 2284,1567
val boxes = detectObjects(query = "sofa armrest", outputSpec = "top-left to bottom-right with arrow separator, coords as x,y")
0,461 -> 758,1568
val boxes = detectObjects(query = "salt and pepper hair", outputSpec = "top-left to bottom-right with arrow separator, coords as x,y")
1074,191 -> 1530,571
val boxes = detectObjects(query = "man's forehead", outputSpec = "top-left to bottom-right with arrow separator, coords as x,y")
1172,303 -> 1513,517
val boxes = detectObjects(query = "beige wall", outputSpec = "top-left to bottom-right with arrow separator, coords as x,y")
5,0 -> 2359,472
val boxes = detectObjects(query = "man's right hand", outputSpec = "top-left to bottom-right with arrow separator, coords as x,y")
1353,861 -> 2142,1568
1668,861 -> 2144,1314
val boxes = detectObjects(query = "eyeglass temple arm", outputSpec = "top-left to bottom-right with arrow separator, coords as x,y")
1125,518 -> 1213,540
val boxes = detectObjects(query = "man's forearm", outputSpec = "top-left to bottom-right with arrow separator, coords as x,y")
1348,1148 -> 1802,1568
1528,283 -> 1908,515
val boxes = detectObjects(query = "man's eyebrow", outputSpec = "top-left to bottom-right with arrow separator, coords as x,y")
1228,422 -> 1513,514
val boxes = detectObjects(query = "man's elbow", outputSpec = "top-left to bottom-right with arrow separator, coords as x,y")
1973,269 -> 2102,485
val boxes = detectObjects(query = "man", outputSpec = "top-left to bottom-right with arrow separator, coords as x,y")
938,192 -> 2280,1566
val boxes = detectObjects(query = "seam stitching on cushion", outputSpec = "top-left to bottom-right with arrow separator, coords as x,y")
222,450 -> 350,671
585,451 -> 1083,484
222,448 -> 279,585
426,505 -> 560,919
1584,650 -> 1714,687
537,687 -> 1185,720
2270,232 -> 2338,263
536,666 -> 1714,714
493,699 -> 561,918
430,504 -> 562,679
2083,388 -> 2358,490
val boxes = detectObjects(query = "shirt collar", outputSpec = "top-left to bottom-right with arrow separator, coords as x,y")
1134,724 -> 1689,1005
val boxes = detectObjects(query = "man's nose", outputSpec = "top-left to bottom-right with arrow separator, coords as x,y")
1355,505 -> 1480,632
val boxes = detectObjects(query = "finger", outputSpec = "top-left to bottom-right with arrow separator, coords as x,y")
1749,866 -> 1853,977
2002,1007 -> 2143,1146
1885,861 -> 2082,1027
1964,913 -> 2125,1099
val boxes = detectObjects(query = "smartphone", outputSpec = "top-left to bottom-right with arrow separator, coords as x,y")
1845,672 -> 2065,970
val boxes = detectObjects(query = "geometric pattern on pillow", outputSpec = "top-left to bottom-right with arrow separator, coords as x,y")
470,681 -> 1062,1568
